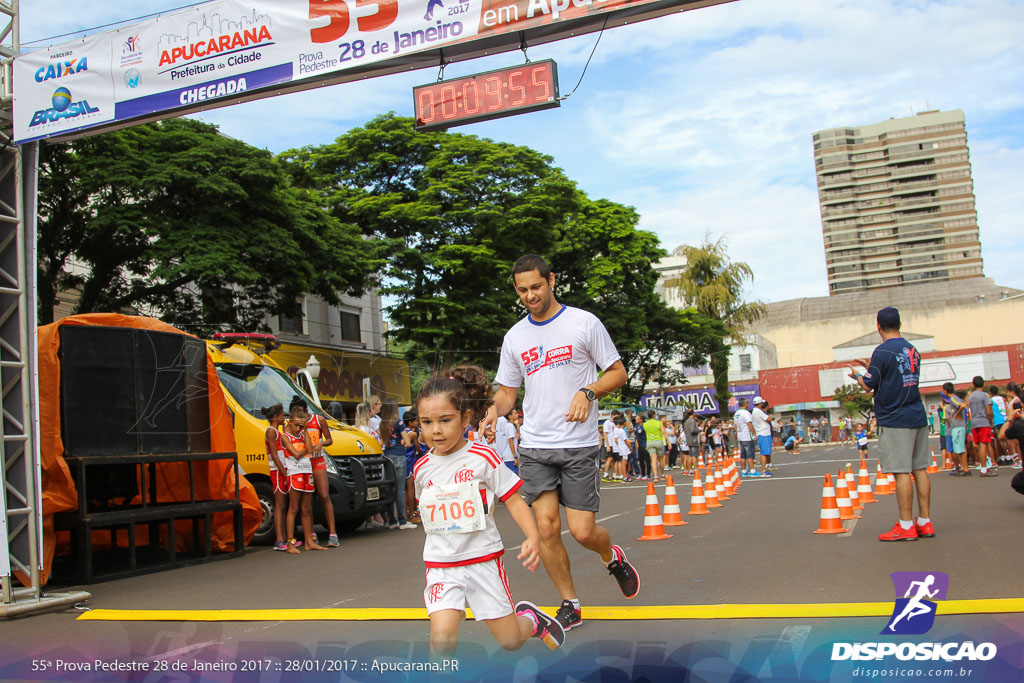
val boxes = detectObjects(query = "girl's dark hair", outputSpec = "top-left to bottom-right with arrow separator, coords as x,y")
1008,382 -> 1021,396
260,403 -> 284,420
289,404 -> 306,419
417,364 -> 493,423
955,390 -> 967,399
289,395 -> 308,412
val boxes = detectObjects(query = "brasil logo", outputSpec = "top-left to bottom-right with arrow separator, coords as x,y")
882,571 -> 949,635
29,87 -> 100,128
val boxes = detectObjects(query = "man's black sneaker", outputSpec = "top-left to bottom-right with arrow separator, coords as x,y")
555,600 -> 583,631
607,544 -> 640,599
515,601 -> 565,650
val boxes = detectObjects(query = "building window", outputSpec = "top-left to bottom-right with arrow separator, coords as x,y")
341,311 -> 361,342
739,354 -> 752,373
279,313 -> 303,334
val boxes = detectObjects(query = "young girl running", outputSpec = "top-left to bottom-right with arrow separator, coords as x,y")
281,405 -> 326,553
261,403 -> 290,552
413,366 -> 564,657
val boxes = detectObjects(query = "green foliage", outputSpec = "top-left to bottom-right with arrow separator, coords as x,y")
662,232 -> 765,416
284,113 -> 577,369
834,384 -> 874,419
37,119 -> 376,334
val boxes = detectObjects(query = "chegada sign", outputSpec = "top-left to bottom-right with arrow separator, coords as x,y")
14,0 -> 733,143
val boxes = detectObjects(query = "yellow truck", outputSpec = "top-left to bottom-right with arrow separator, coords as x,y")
207,333 -> 399,543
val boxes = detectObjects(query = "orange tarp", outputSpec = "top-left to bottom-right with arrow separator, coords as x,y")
20,313 -> 260,586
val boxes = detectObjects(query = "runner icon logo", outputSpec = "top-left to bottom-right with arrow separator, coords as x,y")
882,571 -> 949,635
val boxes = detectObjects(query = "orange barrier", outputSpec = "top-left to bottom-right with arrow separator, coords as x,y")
662,476 -> 688,526
638,482 -> 673,541
858,459 -> 877,504
926,453 -> 939,474
688,470 -> 710,515
835,468 -> 858,520
713,463 -> 730,502
813,473 -> 846,534
844,466 -> 863,511
942,452 -> 954,470
704,469 -> 722,508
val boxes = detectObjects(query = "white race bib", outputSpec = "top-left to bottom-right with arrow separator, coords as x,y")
419,482 -> 487,535
858,437 -> 868,447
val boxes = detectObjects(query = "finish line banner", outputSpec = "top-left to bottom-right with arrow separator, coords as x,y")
14,0 -> 729,143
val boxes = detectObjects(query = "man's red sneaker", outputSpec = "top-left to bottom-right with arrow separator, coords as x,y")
878,522 -> 918,542
915,519 -> 935,538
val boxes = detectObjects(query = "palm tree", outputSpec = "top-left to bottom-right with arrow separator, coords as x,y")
662,232 -> 766,416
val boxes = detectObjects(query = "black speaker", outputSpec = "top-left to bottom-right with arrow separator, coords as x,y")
60,326 -> 139,456
134,331 -> 210,454
59,326 -> 212,458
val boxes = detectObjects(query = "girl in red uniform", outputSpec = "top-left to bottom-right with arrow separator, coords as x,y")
281,405 -> 326,553
291,397 -> 339,547
261,403 -> 290,552
413,365 -> 563,656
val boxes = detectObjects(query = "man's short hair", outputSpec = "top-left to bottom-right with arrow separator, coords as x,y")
647,410 -> 655,419
512,254 -> 551,280
738,398 -> 749,408
972,375 -> 985,388
611,409 -> 621,417
942,381 -> 955,393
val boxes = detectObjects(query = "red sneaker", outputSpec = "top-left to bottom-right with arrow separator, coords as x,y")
878,522 -> 918,542
915,519 -> 935,538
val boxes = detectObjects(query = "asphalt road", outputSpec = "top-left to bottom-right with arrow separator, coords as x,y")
2,437 -> 1022,682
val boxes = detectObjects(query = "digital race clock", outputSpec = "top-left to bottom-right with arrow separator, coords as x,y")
413,60 -> 560,132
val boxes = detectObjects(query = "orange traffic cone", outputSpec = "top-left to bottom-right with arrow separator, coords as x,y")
813,473 -> 846,534
875,464 -> 893,495
662,476 -> 688,526
888,472 -> 898,489
858,459 -> 877,504
714,463 -> 730,502
844,466 -> 863,511
638,482 -> 673,540
688,470 -> 711,515
726,457 -> 740,493
927,453 -> 939,474
942,452 -> 954,470
704,468 -> 722,508
835,469 -> 858,520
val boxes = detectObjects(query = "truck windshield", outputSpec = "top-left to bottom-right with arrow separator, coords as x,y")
216,363 -> 330,421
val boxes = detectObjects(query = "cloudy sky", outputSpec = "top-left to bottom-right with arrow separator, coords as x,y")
20,0 -> 1024,304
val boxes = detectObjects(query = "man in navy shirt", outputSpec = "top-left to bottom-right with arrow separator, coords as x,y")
848,307 -> 933,542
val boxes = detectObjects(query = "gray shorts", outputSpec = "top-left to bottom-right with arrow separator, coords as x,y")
878,425 -> 930,473
518,446 -> 602,513
648,442 -> 665,456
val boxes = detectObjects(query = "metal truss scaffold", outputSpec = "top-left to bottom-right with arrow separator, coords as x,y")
0,0 -> 90,618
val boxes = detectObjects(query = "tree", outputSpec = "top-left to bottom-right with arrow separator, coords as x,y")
549,197 -> 725,402
834,384 -> 874,421
662,233 -> 766,416
37,118 -> 376,334
283,113 -> 579,368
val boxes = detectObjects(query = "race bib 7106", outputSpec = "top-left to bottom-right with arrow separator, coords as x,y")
419,482 -> 486,535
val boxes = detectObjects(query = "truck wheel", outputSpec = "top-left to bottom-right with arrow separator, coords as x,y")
251,480 -> 277,545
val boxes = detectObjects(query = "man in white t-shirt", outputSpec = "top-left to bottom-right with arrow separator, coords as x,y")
733,398 -> 756,476
482,254 -> 638,634
751,396 -> 774,477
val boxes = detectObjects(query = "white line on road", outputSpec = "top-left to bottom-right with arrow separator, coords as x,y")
505,508 -> 643,553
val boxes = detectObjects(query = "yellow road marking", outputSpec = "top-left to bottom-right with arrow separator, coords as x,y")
77,599 -> 1024,622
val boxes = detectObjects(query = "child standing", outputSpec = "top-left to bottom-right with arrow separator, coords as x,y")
281,405 -> 325,553
614,416 -> 632,482
413,367 -> 564,657
261,403 -> 290,552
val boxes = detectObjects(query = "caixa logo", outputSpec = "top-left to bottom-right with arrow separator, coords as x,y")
29,87 -> 99,127
831,571 -> 997,662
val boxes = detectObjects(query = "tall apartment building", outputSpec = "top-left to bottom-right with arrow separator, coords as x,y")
813,109 -> 983,295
